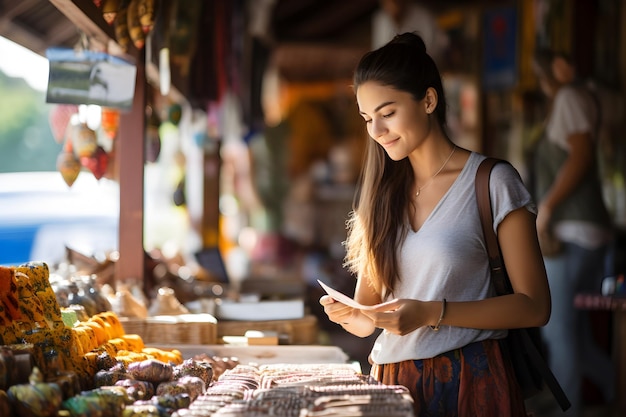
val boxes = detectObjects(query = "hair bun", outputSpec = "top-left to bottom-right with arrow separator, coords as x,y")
390,32 -> 427,54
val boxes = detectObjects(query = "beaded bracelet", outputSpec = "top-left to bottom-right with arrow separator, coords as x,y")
430,298 -> 447,331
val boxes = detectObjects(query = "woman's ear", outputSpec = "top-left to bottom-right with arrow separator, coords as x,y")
424,87 -> 438,114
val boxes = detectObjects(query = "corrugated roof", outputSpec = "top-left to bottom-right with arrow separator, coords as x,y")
0,0 -> 82,55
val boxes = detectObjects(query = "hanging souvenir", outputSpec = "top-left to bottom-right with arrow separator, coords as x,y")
70,122 -> 98,158
145,109 -> 161,163
114,5 -> 131,52
81,146 -> 109,180
48,105 -> 78,143
159,48 -> 171,96
62,129 -> 74,154
168,103 -> 182,125
193,131 -> 208,148
127,0 -> 146,50
57,151 -> 82,187
102,0 -> 121,25
191,108 -> 208,148
101,107 -> 121,139
138,0 -> 156,34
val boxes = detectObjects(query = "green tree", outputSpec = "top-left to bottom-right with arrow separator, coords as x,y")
0,71 -> 61,173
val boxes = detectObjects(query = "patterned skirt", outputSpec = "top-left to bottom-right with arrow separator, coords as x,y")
370,339 -> 527,417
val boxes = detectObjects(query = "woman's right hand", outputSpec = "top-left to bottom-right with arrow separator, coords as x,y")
319,286 -> 380,338
319,295 -> 357,325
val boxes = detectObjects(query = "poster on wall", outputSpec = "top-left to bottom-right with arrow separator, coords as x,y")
482,7 -> 517,91
45,48 -> 136,110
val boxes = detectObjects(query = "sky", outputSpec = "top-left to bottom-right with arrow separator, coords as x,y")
0,36 -> 49,92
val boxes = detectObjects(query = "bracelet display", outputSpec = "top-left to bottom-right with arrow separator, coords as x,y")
429,298 -> 447,331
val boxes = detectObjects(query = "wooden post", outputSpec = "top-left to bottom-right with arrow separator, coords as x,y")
47,0 -> 147,287
115,62 -> 146,285
202,141 -> 221,248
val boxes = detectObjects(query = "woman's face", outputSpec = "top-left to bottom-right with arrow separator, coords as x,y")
552,56 -> 575,84
356,81 -> 433,161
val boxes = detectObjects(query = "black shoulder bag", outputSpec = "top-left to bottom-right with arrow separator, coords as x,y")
475,157 -> 570,412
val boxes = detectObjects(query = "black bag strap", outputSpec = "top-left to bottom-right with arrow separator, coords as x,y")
475,157 -> 571,412
475,158 -> 511,295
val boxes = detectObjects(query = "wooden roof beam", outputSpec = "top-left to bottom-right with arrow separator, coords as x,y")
0,20 -> 50,54
0,0 -> 41,20
47,0 -> 122,54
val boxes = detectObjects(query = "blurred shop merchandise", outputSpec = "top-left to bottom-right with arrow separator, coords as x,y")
601,276 -> 616,296
148,287 -> 190,316
605,274 -> 626,296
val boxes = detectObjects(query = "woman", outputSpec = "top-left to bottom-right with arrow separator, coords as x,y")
532,49 -> 614,417
320,32 -> 551,416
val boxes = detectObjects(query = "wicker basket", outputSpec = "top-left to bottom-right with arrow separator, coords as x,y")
217,315 -> 319,345
119,317 -> 146,338
120,314 -> 217,345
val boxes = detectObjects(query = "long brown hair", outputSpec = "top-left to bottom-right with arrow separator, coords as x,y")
344,32 -> 447,297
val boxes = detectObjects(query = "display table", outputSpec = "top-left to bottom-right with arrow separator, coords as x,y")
216,314 -> 319,345
120,314 -> 319,346
574,293 -> 626,414
152,344 -> 351,366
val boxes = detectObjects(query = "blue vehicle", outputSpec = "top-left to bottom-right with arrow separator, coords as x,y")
0,171 -> 119,267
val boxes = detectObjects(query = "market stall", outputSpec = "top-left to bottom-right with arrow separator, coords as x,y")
0,262 -> 415,416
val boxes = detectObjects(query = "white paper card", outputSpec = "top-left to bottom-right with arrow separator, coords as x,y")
317,279 -> 376,310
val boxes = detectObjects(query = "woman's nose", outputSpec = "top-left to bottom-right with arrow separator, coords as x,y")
369,119 -> 386,139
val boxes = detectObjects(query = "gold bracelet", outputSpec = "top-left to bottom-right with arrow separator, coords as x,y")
430,298 -> 447,331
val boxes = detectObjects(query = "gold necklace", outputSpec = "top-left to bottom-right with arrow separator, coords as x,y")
415,146 -> 456,197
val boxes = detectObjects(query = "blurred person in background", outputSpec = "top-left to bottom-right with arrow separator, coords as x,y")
532,48 -> 615,416
372,0 -> 448,61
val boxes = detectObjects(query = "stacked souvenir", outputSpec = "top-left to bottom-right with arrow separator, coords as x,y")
0,262 -> 237,416
171,363 -> 415,417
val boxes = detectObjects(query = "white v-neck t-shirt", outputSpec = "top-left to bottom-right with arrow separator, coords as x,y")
370,152 -> 536,364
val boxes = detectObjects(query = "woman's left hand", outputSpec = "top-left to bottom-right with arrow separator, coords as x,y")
361,299 -> 431,335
